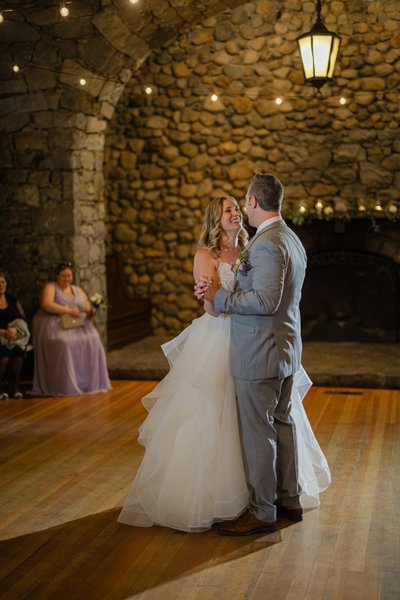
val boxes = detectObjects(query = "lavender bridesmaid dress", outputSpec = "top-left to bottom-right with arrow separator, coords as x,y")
31,285 -> 111,397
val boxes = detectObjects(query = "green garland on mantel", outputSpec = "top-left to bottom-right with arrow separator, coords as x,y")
282,206 -> 400,231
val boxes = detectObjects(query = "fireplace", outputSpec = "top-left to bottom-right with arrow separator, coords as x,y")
290,220 -> 400,343
301,251 -> 399,342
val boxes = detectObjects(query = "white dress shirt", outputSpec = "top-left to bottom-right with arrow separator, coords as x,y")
256,215 -> 283,235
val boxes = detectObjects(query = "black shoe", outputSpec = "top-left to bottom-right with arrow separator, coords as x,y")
275,503 -> 303,522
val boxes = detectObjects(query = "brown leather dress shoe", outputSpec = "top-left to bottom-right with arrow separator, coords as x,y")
275,504 -> 303,522
217,510 -> 277,536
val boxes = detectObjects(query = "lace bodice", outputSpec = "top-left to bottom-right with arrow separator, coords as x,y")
218,262 -> 235,292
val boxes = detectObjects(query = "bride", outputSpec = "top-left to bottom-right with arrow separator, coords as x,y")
118,196 -> 330,533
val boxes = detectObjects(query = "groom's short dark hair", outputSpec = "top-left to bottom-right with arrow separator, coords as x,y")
248,173 -> 283,212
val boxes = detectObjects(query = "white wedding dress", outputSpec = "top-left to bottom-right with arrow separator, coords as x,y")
118,262 -> 331,532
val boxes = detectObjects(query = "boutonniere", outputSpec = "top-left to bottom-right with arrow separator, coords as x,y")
232,249 -> 252,275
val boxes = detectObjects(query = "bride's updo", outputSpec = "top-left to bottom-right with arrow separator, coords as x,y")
197,196 -> 248,259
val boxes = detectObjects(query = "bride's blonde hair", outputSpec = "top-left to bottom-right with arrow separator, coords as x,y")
197,196 -> 249,259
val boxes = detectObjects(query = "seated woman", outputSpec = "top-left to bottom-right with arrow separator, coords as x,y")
0,271 -> 28,400
31,262 -> 111,397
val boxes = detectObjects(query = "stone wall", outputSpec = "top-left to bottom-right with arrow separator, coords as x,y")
104,0 -> 400,336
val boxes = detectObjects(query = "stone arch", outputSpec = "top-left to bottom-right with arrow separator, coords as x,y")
0,0 -> 247,328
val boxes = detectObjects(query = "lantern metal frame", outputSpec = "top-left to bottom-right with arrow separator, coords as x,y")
297,0 -> 341,90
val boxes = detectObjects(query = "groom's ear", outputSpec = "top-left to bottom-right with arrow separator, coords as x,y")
249,194 -> 257,209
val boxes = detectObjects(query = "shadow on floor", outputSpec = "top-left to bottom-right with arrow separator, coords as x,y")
0,508 -> 282,599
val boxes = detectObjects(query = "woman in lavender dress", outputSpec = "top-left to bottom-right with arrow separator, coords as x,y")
31,262 -> 111,397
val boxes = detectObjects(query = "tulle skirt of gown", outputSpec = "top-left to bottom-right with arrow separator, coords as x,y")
118,313 -> 331,532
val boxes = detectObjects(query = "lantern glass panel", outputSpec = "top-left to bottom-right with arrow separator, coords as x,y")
298,37 -> 314,78
312,35 -> 333,77
327,36 -> 340,77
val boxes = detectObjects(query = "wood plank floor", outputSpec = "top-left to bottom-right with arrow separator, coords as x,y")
0,383 -> 399,600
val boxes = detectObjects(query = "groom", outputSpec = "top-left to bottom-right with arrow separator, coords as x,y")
195,172 -> 307,535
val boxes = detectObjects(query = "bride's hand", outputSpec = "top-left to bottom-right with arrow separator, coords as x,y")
195,276 -> 218,301
194,276 -> 209,300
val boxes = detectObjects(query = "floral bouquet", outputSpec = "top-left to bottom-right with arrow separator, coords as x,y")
232,249 -> 252,275
89,293 -> 108,309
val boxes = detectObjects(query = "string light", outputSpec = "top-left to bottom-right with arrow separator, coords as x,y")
1,57 -> 398,117
0,52 -> 398,107
339,96 -> 347,105
0,13 -> 4,23
128,0 -> 139,4
315,200 -> 323,210
299,203 -> 307,213
374,201 -> 383,211
60,4 -> 69,17
275,97 -> 283,105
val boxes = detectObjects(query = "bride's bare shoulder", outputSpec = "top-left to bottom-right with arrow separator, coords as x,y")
194,248 -> 218,267
193,248 -> 219,279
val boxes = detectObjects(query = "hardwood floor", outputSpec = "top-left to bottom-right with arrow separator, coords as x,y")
0,383 -> 399,600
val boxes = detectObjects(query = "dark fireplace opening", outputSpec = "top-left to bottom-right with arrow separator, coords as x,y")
301,251 -> 400,343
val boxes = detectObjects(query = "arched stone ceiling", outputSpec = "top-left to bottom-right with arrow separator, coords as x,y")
0,0 -> 250,114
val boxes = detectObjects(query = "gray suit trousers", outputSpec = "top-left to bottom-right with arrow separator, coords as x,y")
234,374 -> 301,522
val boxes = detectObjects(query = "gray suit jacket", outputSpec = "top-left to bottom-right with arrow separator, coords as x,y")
214,220 -> 307,380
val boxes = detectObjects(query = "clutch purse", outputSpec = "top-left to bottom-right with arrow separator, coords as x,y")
60,312 -> 84,329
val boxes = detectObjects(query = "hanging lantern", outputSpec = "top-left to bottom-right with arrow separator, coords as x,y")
297,0 -> 341,90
